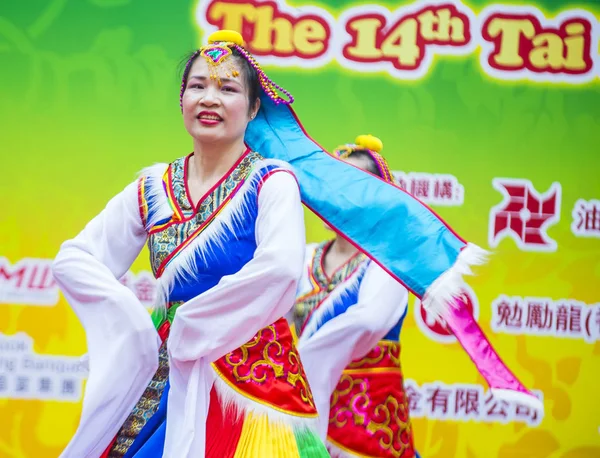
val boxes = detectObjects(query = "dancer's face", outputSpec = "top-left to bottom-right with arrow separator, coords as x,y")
181,57 -> 259,144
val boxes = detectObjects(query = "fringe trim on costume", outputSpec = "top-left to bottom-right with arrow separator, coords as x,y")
208,381 -> 328,458
299,262 -> 369,341
490,388 -> 544,411
213,375 -> 320,433
223,411 -> 328,458
421,243 -> 489,320
295,428 -> 330,458
154,159 -> 292,311
233,412 -> 302,458
138,163 -> 171,230
328,438 -> 420,458
326,440 -> 362,458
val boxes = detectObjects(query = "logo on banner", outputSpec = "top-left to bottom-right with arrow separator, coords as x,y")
488,179 -> 561,252
0,258 -> 58,306
415,283 -> 479,344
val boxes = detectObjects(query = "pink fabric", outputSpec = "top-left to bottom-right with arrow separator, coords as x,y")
446,297 -> 532,396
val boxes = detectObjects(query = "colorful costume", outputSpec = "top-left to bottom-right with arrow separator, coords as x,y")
291,137 -> 416,458
53,31 -> 328,458
54,149 -> 327,458
294,241 -> 416,458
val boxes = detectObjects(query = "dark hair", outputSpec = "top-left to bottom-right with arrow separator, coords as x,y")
346,149 -> 383,177
179,48 -> 262,114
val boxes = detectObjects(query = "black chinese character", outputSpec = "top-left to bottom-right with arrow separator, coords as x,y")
62,379 -> 75,394
16,376 -> 29,392
39,377 -> 52,393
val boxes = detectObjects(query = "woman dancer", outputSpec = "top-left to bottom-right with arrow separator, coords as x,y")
54,30 -> 328,458
293,135 -> 417,457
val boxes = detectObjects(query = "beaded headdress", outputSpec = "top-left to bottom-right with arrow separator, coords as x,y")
333,134 -> 395,184
179,30 -> 293,111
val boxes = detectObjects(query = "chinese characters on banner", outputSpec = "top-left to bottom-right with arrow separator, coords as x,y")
405,379 -> 543,426
492,296 -> 600,343
571,199 -> 600,238
393,172 -> 464,206
0,333 -> 87,402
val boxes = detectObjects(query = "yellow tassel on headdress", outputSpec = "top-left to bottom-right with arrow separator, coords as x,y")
355,134 -> 383,153
208,30 -> 245,46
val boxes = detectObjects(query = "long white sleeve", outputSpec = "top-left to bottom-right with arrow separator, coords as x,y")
163,171 -> 306,458
297,263 -> 408,439
53,181 -> 161,458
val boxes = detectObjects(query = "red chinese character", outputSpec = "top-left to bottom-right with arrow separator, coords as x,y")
427,387 -> 451,415
411,178 -> 431,199
434,180 -> 453,200
397,177 -> 408,191
556,305 -> 568,332
405,384 -> 423,414
484,393 -> 509,420
526,301 -> 553,330
569,305 -> 582,334
572,200 -> 600,236
515,403 -> 537,420
489,179 -> 561,251
134,276 -> 156,304
496,299 -> 523,329
455,389 -> 480,416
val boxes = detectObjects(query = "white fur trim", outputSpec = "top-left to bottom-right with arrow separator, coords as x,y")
138,163 -> 172,230
154,159 -> 293,310
299,261 -> 369,341
327,440 -> 362,458
212,372 -> 320,432
490,388 -> 545,411
421,243 -> 489,320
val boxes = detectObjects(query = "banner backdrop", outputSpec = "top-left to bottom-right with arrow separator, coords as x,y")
1,0 -> 599,456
